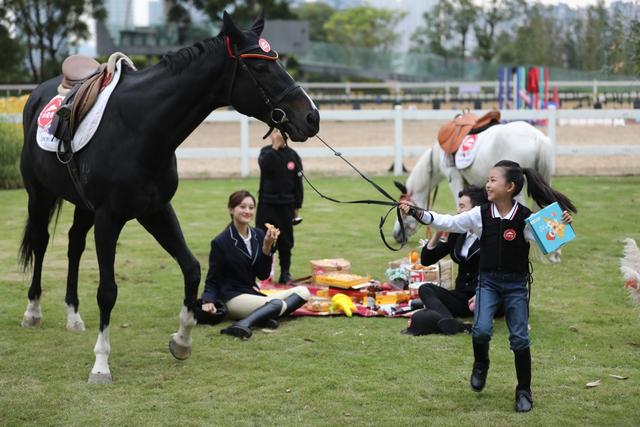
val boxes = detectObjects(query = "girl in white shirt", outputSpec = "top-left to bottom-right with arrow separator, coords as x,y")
401,160 -> 575,413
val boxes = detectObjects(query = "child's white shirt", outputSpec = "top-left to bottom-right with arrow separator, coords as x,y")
420,202 -> 535,242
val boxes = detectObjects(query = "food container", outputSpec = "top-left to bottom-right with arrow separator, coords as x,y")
313,272 -> 371,289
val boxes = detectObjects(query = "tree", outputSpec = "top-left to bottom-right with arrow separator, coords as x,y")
188,0 -> 295,26
410,1 -> 455,60
323,6 -> 405,50
627,18 -> 640,75
0,0 -> 106,83
411,0 -> 476,60
494,4 -> 564,68
451,0 -> 477,60
473,0 -> 524,62
0,23 -> 26,83
292,1 -> 334,42
580,0 -> 609,72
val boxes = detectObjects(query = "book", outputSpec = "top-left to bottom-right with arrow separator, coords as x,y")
524,202 -> 576,254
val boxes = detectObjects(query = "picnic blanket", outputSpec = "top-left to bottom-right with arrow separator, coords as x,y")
259,279 -> 419,318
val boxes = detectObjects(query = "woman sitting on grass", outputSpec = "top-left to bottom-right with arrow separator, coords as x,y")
401,160 -> 576,413
197,190 -> 309,339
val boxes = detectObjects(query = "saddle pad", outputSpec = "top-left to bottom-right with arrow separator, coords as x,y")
455,134 -> 481,169
36,58 -> 125,153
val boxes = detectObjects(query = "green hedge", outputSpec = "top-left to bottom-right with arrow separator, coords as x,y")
0,124 -> 23,189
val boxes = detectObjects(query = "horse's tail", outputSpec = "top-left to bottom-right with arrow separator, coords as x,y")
535,133 -> 553,186
19,197 -> 63,272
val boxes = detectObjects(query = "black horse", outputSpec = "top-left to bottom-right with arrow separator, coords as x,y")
19,11 -> 319,383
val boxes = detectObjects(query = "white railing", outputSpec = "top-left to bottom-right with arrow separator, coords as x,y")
301,80 -> 640,100
2,107 -> 639,177
180,107 -> 640,176
3,80 -> 640,96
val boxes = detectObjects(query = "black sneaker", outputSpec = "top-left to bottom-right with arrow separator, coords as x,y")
515,388 -> 533,412
470,361 -> 489,392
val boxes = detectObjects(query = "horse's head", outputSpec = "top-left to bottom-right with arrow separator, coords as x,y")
222,11 -> 319,142
392,180 -> 421,244
391,147 -> 441,244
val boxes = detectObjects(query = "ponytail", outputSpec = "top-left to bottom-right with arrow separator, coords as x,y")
493,160 -> 577,213
522,168 -> 577,213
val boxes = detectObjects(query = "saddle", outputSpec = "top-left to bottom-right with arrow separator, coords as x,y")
437,110 -> 501,154
53,53 -> 134,147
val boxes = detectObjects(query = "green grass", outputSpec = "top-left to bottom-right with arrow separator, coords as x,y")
1,176 -> 639,426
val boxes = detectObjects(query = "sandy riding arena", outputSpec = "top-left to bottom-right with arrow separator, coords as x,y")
178,120 -> 640,178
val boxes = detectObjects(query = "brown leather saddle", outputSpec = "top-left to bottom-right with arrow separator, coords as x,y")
54,55 -> 109,145
437,110 -> 501,154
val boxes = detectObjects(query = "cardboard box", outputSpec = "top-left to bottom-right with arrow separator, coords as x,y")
310,258 -> 351,274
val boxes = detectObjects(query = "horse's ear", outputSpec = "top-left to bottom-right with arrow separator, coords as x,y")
222,11 -> 244,41
251,10 -> 265,36
394,180 -> 408,194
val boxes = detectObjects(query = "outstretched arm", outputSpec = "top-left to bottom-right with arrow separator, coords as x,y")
399,204 -> 482,236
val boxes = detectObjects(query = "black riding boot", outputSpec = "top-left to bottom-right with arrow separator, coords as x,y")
514,347 -> 533,412
470,340 -> 490,392
221,299 -> 283,339
437,318 -> 471,335
281,293 -> 307,317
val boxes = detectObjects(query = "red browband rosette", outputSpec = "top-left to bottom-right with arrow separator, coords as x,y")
225,36 -> 278,61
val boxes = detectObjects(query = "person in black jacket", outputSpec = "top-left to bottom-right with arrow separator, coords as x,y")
256,129 -> 303,284
198,190 -> 310,339
417,186 -> 487,335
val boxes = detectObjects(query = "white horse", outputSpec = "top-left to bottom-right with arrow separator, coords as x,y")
392,121 -> 553,243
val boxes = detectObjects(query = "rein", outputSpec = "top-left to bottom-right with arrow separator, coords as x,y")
226,35 -> 427,250
291,134 -> 428,251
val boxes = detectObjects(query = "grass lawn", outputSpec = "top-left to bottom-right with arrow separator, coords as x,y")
0,175 -> 639,426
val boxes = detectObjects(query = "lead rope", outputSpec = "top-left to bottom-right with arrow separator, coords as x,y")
286,134 -> 429,251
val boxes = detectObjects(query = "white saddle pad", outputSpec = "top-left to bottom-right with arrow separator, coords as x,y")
36,58 -> 125,153
455,134 -> 481,169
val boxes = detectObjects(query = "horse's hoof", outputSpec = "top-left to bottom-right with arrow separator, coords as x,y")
88,372 -> 113,384
548,254 -> 562,264
66,319 -> 86,332
169,334 -> 191,360
21,316 -> 42,328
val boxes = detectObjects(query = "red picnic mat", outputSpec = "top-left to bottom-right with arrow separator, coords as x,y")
259,278 -> 417,318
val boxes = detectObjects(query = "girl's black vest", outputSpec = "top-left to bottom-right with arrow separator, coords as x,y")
479,202 -> 531,273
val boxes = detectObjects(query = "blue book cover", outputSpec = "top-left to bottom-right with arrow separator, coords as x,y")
525,202 -> 576,254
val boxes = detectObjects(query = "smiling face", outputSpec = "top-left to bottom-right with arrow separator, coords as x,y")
457,195 -> 473,214
486,167 -> 515,203
229,196 -> 255,226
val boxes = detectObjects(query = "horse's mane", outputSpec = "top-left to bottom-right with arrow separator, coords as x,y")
161,36 -> 224,74
406,144 -> 435,193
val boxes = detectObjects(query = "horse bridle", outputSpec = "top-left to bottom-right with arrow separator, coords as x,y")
225,36 -> 299,139
225,36 -> 428,250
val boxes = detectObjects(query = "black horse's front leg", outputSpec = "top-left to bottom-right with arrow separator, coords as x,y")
88,208 -> 125,384
137,203 -> 200,360
65,206 -> 94,332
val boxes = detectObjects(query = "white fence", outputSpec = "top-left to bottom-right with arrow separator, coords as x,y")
3,80 -> 640,96
2,108 -> 639,177
176,107 -> 640,176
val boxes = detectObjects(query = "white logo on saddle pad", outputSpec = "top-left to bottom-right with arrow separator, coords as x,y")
37,95 -> 64,128
36,58 -> 126,153
455,134 -> 481,169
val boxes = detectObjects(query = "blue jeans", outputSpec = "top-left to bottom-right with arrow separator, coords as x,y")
472,272 -> 530,352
